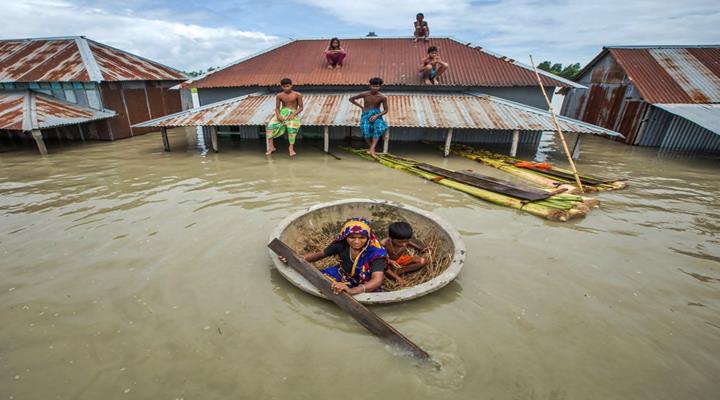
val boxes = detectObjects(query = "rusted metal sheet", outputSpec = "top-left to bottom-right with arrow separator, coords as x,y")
99,82 -> 130,139
134,92 -> 622,137
0,37 -> 187,82
609,46 -> 720,104
186,38 -> 577,89
0,91 -> 115,130
89,41 -> 186,81
0,93 -> 25,130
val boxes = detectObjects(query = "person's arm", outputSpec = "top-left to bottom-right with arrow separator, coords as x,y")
419,58 -> 429,71
275,95 -> 282,120
278,251 -> 326,264
345,271 -> 384,294
349,93 -> 364,109
369,96 -> 388,122
287,93 -> 303,120
408,240 -> 426,251
425,22 -> 430,37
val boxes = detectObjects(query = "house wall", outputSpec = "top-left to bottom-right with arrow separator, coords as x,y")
560,53 -> 646,145
635,107 -> 720,153
99,80 -> 184,140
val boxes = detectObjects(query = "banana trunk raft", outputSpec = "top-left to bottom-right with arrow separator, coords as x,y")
448,144 -> 627,192
344,148 -> 598,222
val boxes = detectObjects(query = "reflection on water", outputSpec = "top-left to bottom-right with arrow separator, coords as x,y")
1,128 -> 719,399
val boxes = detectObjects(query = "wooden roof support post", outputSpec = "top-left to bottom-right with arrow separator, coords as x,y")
382,128 -> 390,154
31,129 -> 47,155
324,126 -> 330,152
444,128 -> 454,157
78,124 -> 86,142
210,126 -> 219,153
572,134 -> 584,160
160,127 -> 170,152
510,129 -> 520,157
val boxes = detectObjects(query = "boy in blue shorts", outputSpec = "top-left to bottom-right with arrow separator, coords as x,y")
349,77 -> 389,157
419,46 -> 449,85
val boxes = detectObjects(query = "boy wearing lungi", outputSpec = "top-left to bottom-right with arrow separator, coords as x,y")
266,78 -> 303,156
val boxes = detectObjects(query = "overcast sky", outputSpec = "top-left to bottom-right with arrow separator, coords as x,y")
4,0 -> 720,72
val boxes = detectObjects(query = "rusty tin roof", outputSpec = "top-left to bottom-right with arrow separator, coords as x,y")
184,37 -> 581,89
578,46 -> 720,104
133,92 -> 621,137
0,36 -> 187,83
0,90 -> 116,131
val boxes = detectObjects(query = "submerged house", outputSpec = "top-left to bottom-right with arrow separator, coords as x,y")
0,36 -> 187,154
135,37 -> 622,155
561,45 -> 720,153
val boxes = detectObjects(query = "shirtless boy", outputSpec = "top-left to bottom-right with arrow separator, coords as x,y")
265,78 -> 303,156
349,77 -> 389,157
419,46 -> 449,85
413,13 -> 429,42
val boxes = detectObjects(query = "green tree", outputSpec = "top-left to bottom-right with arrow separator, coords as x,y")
537,61 -> 582,80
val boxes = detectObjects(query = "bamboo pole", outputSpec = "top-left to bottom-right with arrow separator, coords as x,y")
529,55 -> 584,193
510,129 -> 519,157
444,128 -> 453,157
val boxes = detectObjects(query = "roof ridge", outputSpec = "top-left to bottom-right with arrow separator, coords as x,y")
75,37 -> 104,82
0,35 -> 85,42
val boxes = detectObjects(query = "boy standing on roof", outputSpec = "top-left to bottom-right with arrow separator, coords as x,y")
413,13 -> 429,42
419,46 -> 449,85
349,77 -> 389,158
266,78 -> 303,157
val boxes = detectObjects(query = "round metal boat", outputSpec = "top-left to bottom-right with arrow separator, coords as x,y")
269,199 -> 465,304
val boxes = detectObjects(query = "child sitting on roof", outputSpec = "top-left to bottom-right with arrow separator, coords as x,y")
419,46 -> 449,85
413,13 -> 430,43
324,37 -> 346,69
281,217 -> 388,295
349,77 -> 389,157
381,222 -> 430,287
265,77 -> 303,157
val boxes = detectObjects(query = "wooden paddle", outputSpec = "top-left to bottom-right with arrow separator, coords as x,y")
268,238 -> 430,359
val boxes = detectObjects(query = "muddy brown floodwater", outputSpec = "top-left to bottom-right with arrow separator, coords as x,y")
1,129 -> 719,399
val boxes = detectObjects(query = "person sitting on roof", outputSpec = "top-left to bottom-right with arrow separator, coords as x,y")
419,45 -> 449,85
280,217 -> 388,295
265,78 -> 303,157
413,13 -> 430,42
349,77 -> 389,158
324,37 -> 346,69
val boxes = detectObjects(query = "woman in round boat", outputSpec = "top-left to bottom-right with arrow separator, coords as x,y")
282,217 -> 387,295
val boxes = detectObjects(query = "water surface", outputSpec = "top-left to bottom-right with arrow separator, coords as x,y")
1,130 -> 718,399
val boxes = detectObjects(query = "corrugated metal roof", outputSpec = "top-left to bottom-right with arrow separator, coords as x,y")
133,92 -> 622,137
0,90 -> 116,131
0,36 -> 187,83
185,37 -> 579,89
653,103 -> 720,136
607,46 -> 720,104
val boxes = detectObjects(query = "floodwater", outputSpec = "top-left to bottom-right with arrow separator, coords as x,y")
1,129 -> 718,399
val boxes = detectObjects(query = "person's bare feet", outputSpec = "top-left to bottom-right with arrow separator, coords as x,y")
289,149 -> 297,157
327,65 -> 333,69
431,79 -> 438,85
368,148 -> 377,158
424,78 -> 432,85
265,146 -> 276,156
336,64 -> 342,69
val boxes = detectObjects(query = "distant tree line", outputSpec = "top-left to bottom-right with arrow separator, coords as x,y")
536,61 -> 582,80
185,66 -> 221,78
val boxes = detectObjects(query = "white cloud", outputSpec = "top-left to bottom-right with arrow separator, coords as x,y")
296,0 -> 720,65
2,0 -> 281,72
